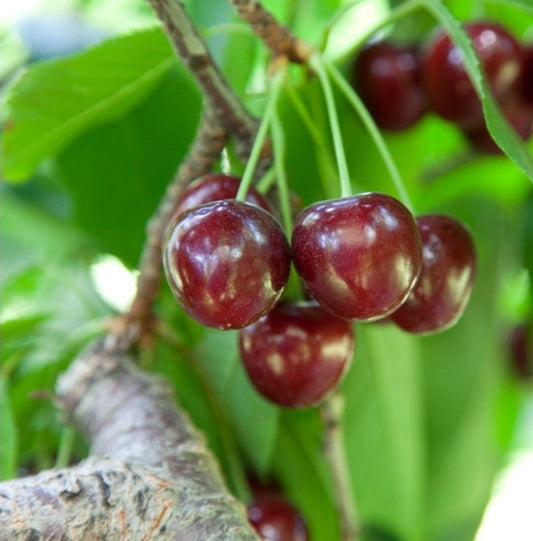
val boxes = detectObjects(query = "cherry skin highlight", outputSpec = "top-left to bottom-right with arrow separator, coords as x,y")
171,173 -> 272,219
291,193 -> 422,321
239,301 -> 354,408
423,22 -> 523,129
163,200 -> 291,329
390,214 -> 476,334
247,499 -> 309,541
353,42 -> 426,130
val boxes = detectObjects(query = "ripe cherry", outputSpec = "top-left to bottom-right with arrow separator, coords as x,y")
390,215 -> 476,334
508,323 -> 532,380
247,499 -> 309,541
352,42 -> 426,130
239,301 -> 354,408
423,22 -> 523,129
522,44 -> 533,105
172,173 -> 272,219
291,193 -> 422,321
163,200 -> 291,329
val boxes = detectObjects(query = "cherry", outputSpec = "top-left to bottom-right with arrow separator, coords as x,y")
390,215 -> 476,334
508,323 -> 532,380
291,193 -> 422,321
463,102 -> 533,154
247,498 -> 309,541
352,42 -> 427,130
163,200 -> 291,329
522,44 -> 533,105
172,173 -> 272,219
239,301 -> 354,408
422,22 -> 523,129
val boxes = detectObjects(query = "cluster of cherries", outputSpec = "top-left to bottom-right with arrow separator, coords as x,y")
162,173 -> 477,409
352,21 -> 533,153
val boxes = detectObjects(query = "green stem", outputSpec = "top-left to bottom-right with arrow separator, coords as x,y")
286,84 -> 340,198
271,102 -> 293,235
321,393 -> 359,541
309,54 -> 352,199
324,58 -> 414,212
256,165 -> 277,194
236,70 -> 285,201
55,425 -> 76,470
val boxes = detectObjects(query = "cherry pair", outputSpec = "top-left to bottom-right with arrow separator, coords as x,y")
353,22 -> 533,152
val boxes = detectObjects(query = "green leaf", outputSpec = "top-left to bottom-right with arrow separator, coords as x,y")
420,200 -> 511,540
273,410 -> 339,541
0,376 -> 18,480
56,66 -> 201,267
343,324 -> 425,541
194,328 -> 280,474
484,0 -> 533,16
1,27 -> 176,181
420,0 -> 533,181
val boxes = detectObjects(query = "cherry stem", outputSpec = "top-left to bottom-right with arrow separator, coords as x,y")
236,70 -> 284,201
256,165 -> 277,193
321,393 -> 360,541
54,425 -> 76,470
285,84 -> 339,193
271,97 -> 293,235
310,53 -> 352,199
324,58 -> 415,213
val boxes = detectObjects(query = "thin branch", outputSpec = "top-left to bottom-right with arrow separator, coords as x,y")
321,393 -> 360,541
0,341 -> 260,540
147,0 -> 258,152
227,0 -> 313,63
109,105 -> 227,350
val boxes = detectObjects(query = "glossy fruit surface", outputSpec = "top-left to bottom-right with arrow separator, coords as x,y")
248,499 -> 309,541
423,22 -> 523,128
353,42 -> 426,130
163,200 -> 291,329
463,102 -> 533,154
291,193 -> 422,321
172,173 -> 272,219
390,215 -> 476,334
239,301 -> 354,407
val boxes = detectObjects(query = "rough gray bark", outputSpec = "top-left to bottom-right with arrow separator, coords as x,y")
0,342 -> 260,541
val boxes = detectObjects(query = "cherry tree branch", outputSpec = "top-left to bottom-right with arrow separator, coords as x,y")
0,341 -> 260,541
227,0 -> 312,62
147,0 -> 258,154
113,104 -> 227,349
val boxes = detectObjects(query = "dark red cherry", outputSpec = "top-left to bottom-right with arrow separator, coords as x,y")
423,22 -> 523,129
239,301 -> 354,408
291,193 -> 422,321
172,173 -> 272,219
522,44 -> 533,104
353,42 -> 427,130
508,323 -> 532,380
463,102 -> 533,154
247,499 -> 309,541
163,200 -> 291,329
390,215 -> 476,334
